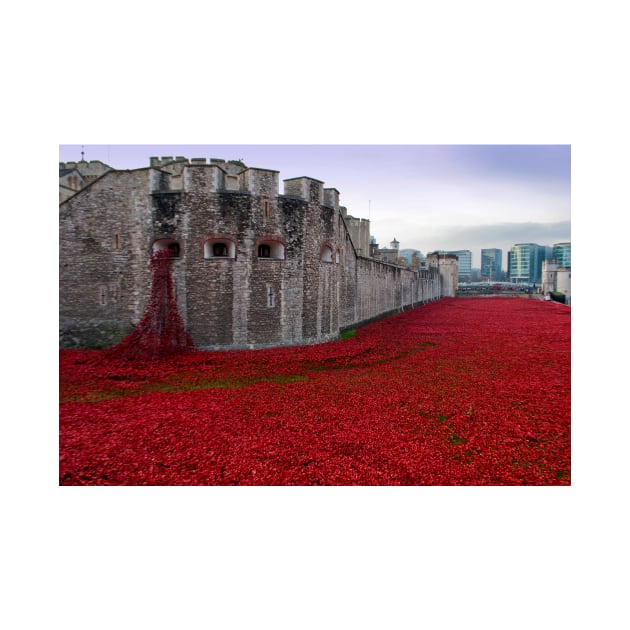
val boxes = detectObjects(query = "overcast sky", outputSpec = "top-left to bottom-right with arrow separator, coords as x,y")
59,144 -> 570,270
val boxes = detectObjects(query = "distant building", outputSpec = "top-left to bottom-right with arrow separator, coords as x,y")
445,250 -> 472,282
542,259 -> 571,305
427,252 -> 458,297
552,242 -> 571,267
59,167 -> 86,202
399,248 -> 425,268
508,243 -> 546,284
481,248 -> 502,281
371,237 -> 403,265
59,159 -> 112,202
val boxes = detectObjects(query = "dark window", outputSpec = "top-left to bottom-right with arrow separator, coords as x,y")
152,239 -> 180,258
213,243 -> 228,257
258,244 -> 271,258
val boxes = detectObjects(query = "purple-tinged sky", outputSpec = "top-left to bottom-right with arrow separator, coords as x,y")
60,144 -> 570,269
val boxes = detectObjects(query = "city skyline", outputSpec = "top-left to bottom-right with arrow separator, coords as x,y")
59,144 -> 571,269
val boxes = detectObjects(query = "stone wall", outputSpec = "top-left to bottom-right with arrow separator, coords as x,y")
60,169 -> 154,347
343,214 -> 371,257
60,160 -> 443,349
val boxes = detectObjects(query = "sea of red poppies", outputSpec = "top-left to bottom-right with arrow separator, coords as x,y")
59,297 -> 570,485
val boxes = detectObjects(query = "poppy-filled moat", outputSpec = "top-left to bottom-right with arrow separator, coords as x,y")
59,297 -> 570,485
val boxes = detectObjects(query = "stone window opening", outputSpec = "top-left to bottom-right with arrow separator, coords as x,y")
256,239 -> 285,260
320,244 -> 333,263
113,233 -> 120,250
267,285 -> 275,308
99,286 -> 107,306
152,238 -> 181,258
203,237 -> 236,260
263,200 -> 270,218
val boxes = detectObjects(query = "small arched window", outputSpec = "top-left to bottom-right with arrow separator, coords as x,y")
320,244 -> 333,263
256,238 -> 285,260
152,238 -> 181,258
203,237 -> 236,259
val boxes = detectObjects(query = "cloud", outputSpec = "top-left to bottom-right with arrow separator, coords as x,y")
430,220 -> 571,245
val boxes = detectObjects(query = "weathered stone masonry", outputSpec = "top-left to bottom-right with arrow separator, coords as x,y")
59,158 -> 443,349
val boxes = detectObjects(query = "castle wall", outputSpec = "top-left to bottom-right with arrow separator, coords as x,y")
59,170 -> 154,347
60,162 -> 443,349
344,215 -> 371,256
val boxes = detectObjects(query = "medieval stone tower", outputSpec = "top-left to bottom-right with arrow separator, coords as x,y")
59,156 -> 444,349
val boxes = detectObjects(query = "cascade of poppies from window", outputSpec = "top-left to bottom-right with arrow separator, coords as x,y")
105,249 -> 196,361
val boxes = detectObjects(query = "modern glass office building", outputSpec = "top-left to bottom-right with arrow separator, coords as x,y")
481,248 -> 502,280
552,242 -> 571,267
445,250 -> 472,281
508,243 -> 546,283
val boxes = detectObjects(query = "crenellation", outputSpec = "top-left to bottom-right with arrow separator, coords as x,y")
324,188 -> 340,210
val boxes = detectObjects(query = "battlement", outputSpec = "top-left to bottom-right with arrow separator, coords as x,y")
60,160 -> 109,170
147,157 -> 281,197
324,188 -> 340,209
145,158 -> 340,204
282,176 -> 324,204
147,157 -> 339,202
149,156 -> 189,168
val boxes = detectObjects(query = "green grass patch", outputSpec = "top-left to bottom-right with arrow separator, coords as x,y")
448,433 -> 466,446
61,373 -> 307,404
